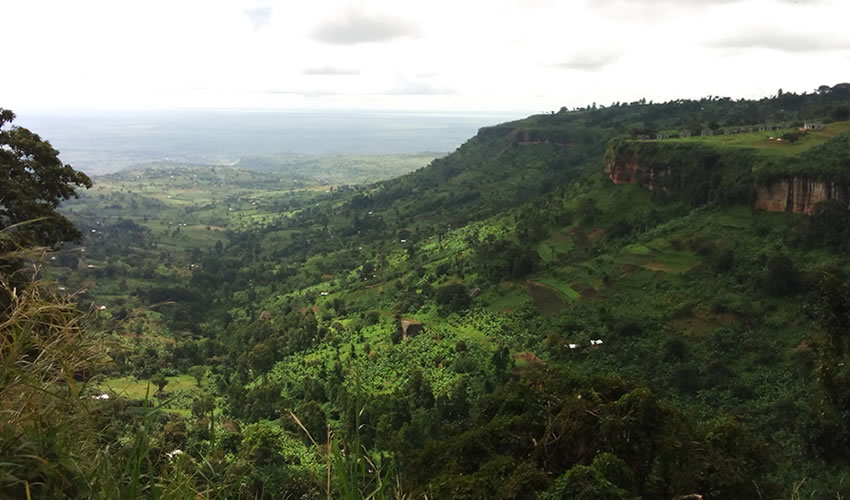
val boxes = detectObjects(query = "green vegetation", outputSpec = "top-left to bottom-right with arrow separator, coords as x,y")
4,86 -> 850,498
237,152 -> 440,186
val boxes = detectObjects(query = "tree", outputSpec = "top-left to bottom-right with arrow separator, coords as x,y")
542,465 -> 635,500
435,283 -> 471,313
806,274 -> 850,460
151,372 -> 168,393
188,365 -> 206,386
576,198 -> 602,226
0,109 -> 91,248
764,254 -> 801,296
832,105 -> 850,121
808,199 -> 850,251
249,342 -> 275,384
191,393 -> 215,418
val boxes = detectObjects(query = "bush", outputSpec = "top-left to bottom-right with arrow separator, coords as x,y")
709,248 -> 735,274
807,199 -> 850,251
781,131 -> 805,143
763,254 -> 802,297
436,284 -> 472,313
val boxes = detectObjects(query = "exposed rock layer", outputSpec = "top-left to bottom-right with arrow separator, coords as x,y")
753,178 -> 850,214
604,156 -> 850,215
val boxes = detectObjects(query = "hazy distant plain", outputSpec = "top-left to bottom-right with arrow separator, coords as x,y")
15,109 -> 522,175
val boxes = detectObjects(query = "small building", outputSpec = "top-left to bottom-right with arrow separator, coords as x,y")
636,134 -> 651,140
803,121 -> 824,130
680,131 -> 691,138
701,130 -> 713,137
656,133 -> 670,140
399,318 -> 425,340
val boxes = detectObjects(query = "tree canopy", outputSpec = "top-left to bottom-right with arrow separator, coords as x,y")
0,108 -> 91,248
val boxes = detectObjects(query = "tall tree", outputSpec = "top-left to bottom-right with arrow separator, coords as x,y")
0,109 -> 91,248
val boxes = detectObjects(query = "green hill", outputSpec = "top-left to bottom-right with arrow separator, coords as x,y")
13,87 -> 850,498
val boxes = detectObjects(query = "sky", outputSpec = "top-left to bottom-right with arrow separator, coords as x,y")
2,0 -> 849,113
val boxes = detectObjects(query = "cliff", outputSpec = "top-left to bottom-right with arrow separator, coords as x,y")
603,157 -> 671,193
602,139 -> 754,207
753,178 -> 850,214
604,141 -> 850,214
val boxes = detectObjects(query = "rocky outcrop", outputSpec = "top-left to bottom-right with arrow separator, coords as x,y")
604,145 -> 850,215
603,157 -> 671,193
754,178 -> 850,214
604,158 -> 640,185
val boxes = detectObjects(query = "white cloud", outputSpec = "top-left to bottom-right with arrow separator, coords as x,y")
0,0 -> 847,111
709,30 -> 850,52
550,51 -> 622,72
302,66 -> 361,75
311,8 -> 421,45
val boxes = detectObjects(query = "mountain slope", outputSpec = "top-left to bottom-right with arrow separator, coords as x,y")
42,86 -> 850,499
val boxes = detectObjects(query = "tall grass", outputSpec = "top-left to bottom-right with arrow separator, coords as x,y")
0,250 -> 209,499
0,249 -> 101,498
290,376 -> 418,500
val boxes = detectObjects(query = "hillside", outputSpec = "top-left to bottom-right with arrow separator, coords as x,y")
7,87 -> 850,499
604,121 -> 850,214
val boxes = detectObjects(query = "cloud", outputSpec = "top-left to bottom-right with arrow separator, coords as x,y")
709,30 -> 850,52
261,88 -> 341,98
259,80 -> 454,98
550,51 -> 621,72
311,10 -> 420,45
384,79 -> 454,96
244,6 -> 272,30
302,66 -> 360,76
590,0 -> 743,7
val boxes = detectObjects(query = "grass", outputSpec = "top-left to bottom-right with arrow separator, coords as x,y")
526,281 -> 568,315
99,375 -> 199,401
533,275 -> 582,300
668,121 -> 850,157
485,283 -> 528,312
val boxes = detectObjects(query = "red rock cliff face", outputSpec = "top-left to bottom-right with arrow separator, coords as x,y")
603,157 -> 671,192
604,158 -> 639,184
605,156 -> 850,215
754,178 -> 850,215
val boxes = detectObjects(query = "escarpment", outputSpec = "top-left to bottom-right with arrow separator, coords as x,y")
753,178 -> 850,214
604,138 -> 850,214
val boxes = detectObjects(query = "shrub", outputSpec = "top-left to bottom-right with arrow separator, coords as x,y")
436,284 -> 472,313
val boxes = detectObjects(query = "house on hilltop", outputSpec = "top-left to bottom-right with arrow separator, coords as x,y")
803,121 -> 824,130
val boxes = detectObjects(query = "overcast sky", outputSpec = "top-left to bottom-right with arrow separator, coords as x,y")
2,0 -> 848,113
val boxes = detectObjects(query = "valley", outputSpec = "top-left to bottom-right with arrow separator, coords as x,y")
6,87 -> 850,499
